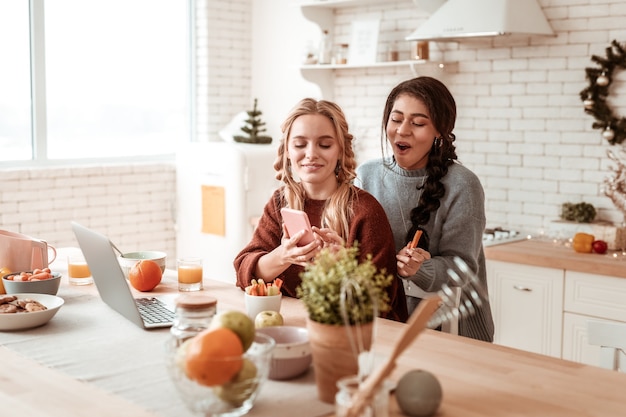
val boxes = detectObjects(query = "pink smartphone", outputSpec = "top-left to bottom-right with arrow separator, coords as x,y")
280,207 -> 315,246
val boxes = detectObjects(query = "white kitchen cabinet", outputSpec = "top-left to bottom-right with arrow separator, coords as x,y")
487,260 -> 564,358
561,271 -> 626,372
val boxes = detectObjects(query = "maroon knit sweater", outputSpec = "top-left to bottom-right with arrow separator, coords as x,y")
234,188 -> 408,323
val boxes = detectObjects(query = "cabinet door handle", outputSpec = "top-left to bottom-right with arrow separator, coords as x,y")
513,285 -> 532,292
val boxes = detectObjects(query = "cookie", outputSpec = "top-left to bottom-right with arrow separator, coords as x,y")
0,303 -> 18,314
24,301 -> 46,312
0,295 -> 17,304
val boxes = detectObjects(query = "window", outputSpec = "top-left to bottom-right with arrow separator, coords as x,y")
0,2 -> 31,161
0,0 -> 190,163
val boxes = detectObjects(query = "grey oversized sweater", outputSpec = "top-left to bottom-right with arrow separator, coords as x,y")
356,158 -> 495,342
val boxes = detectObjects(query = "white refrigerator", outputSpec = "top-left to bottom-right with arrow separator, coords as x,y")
176,141 -> 279,283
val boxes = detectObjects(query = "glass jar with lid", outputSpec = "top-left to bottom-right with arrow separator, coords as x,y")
169,294 -> 217,346
336,43 -> 349,65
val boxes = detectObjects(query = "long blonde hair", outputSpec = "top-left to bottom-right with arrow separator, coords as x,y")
274,98 -> 358,240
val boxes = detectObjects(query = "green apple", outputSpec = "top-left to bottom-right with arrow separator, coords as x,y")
255,310 -> 284,328
210,310 -> 255,351
214,358 -> 258,407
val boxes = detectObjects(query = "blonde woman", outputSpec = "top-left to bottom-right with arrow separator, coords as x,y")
234,98 -> 408,322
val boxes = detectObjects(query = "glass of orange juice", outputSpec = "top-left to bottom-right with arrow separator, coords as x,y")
177,257 -> 203,292
68,253 -> 93,285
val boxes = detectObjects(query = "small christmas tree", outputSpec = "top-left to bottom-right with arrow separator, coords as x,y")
234,98 -> 272,144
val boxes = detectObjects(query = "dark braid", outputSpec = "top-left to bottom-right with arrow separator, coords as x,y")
380,77 -> 458,245
407,134 -> 457,244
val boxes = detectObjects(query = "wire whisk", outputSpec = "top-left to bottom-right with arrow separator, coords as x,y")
344,256 -> 490,417
427,256 -> 489,330
340,277 -> 379,379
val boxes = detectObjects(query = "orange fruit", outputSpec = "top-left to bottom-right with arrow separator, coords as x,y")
184,327 -> 244,386
128,260 -> 162,291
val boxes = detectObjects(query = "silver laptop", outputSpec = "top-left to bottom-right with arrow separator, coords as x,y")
71,221 -> 175,329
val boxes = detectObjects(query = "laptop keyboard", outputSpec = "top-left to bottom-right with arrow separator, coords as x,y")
135,297 -> 175,325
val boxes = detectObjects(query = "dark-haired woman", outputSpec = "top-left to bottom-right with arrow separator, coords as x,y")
356,76 -> 494,342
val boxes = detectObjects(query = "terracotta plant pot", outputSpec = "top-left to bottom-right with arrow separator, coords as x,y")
306,318 -> 373,403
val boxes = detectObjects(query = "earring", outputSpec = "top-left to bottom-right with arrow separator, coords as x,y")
335,162 -> 341,176
434,137 -> 443,148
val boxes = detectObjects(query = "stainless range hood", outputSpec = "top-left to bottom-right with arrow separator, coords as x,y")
406,0 -> 555,42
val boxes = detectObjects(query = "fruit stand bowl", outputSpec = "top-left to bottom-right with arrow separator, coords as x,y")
166,332 -> 275,417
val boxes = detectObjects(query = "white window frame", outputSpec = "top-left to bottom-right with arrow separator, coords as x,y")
2,0 -> 194,168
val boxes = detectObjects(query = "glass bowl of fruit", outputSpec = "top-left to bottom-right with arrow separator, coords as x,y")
166,327 -> 275,417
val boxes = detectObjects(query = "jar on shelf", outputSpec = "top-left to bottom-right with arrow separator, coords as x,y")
335,43 -> 349,65
413,41 -> 429,60
318,30 -> 332,65
302,40 -> 318,65
169,294 -> 217,346
387,42 -> 399,62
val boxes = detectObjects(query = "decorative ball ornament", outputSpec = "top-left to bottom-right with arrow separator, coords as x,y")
597,73 -> 609,86
579,39 -> 626,146
603,127 -> 616,141
395,369 -> 442,417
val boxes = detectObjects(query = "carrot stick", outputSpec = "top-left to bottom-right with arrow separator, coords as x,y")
409,230 -> 423,249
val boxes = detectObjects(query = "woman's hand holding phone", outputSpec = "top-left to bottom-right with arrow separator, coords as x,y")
280,208 -> 321,266
281,208 -> 315,246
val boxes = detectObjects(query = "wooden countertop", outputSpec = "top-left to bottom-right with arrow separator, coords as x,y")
4,262 -> 626,417
484,239 -> 626,278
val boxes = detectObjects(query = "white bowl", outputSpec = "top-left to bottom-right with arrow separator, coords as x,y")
3,271 -> 62,295
0,293 -> 64,331
118,251 -> 166,278
256,326 -> 312,380
244,292 -> 281,319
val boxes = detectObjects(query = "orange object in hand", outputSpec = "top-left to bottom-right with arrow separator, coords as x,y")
409,230 -> 423,249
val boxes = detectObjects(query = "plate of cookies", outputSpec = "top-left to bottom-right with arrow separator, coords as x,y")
0,293 -> 64,331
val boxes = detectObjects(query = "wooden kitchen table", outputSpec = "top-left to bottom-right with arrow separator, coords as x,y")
2,258 -> 626,416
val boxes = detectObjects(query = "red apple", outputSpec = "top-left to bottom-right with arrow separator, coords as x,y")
592,240 -> 608,254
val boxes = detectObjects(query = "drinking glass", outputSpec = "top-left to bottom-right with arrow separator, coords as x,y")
67,254 -> 93,285
177,257 -> 203,291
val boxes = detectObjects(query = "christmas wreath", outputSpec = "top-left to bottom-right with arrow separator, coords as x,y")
580,40 -> 626,146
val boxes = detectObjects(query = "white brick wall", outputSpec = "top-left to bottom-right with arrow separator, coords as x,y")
195,0 -> 252,142
5,0 -> 626,270
0,163 -> 177,268
0,0 -> 252,270
269,0 -> 626,235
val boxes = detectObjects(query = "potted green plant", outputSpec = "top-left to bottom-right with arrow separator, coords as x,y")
296,242 -> 393,403
233,98 -> 272,144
